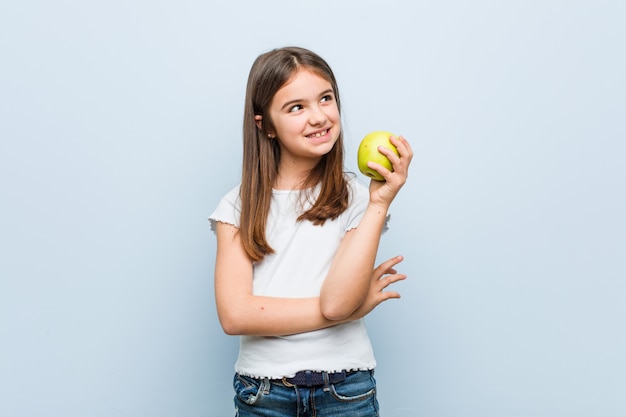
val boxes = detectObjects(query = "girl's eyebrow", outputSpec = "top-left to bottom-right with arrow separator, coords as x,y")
280,88 -> 334,110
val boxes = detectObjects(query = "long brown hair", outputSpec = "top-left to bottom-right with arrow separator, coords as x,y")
239,46 -> 350,262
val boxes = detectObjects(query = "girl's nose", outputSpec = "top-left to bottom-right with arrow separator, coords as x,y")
308,105 -> 327,126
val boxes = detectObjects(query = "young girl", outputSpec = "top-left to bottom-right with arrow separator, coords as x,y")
209,46 -> 413,416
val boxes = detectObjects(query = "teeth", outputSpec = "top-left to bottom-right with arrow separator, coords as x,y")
309,129 -> 328,138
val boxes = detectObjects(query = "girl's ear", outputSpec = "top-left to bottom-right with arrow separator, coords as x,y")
255,115 -> 275,138
254,115 -> 263,130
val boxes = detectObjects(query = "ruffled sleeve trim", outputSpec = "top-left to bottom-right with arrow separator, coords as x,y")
208,185 -> 242,234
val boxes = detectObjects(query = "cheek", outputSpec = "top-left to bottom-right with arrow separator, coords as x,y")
323,106 -> 338,123
273,116 -> 298,134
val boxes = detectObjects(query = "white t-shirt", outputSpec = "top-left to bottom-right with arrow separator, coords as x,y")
209,175 -> 384,378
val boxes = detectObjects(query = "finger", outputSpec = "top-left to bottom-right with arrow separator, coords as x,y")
375,290 -> 402,304
376,143 -> 400,161
380,273 -> 407,288
373,256 -> 404,279
374,255 -> 403,272
366,159 -> 392,180
389,137 -> 413,176
372,142 -> 411,182
395,141 -> 413,171
390,135 -> 413,160
372,274 -> 407,294
378,146 -> 404,174
375,267 -> 398,278
381,291 -> 401,300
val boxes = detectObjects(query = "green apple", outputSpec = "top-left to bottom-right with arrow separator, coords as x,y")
357,131 -> 399,181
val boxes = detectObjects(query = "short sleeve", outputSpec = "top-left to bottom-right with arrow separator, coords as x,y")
208,185 -> 242,233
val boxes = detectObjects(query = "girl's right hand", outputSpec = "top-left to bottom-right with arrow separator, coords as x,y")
367,135 -> 413,208
348,255 -> 407,320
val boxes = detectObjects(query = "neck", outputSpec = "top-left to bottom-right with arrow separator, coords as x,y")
274,157 -> 319,190
273,173 -> 307,190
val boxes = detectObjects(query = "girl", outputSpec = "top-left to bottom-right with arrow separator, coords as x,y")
209,46 -> 413,416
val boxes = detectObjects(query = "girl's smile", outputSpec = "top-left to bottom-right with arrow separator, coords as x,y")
305,128 -> 331,143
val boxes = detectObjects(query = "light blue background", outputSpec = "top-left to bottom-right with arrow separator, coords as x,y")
1,1 -> 625,416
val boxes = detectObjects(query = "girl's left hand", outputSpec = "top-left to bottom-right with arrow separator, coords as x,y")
367,135 -> 413,207
347,255 -> 407,321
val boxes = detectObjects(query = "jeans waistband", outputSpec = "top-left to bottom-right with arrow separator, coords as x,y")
281,370 -> 354,387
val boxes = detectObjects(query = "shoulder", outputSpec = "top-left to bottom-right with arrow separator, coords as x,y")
215,183 -> 242,211
208,183 -> 242,231
223,184 -> 242,203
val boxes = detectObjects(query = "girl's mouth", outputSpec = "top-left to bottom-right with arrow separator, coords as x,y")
307,129 -> 329,138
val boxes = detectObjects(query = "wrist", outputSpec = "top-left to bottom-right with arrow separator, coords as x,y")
367,201 -> 390,216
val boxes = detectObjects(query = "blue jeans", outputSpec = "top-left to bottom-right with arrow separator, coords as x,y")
233,370 -> 379,416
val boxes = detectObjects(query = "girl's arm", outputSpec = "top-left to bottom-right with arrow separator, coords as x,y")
320,135 -> 413,320
214,222 -> 405,336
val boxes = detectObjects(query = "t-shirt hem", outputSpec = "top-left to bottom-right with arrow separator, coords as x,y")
234,364 -> 377,380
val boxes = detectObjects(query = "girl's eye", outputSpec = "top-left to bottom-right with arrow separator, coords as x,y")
321,94 -> 333,103
289,104 -> 303,112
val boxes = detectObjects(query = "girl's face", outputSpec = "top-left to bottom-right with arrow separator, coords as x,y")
267,69 -> 340,166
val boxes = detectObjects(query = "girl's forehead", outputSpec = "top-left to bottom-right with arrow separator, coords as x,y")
277,69 -> 332,95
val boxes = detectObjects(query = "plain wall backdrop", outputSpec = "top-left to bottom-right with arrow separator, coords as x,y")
1,1 -> 625,416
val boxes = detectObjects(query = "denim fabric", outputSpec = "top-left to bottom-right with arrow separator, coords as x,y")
233,370 -> 379,417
